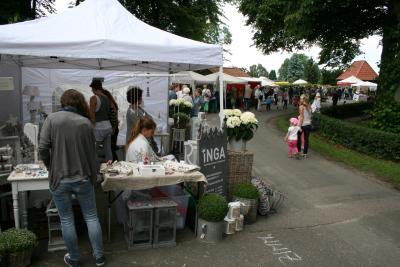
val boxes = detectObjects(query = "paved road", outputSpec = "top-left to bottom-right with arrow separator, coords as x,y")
33,108 -> 400,267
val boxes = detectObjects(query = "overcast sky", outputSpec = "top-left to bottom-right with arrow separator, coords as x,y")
54,1 -> 382,73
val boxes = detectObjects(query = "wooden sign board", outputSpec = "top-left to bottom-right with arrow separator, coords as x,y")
198,124 -> 228,197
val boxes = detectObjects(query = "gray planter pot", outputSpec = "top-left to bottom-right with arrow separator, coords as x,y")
233,196 -> 258,224
196,218 -> 224,243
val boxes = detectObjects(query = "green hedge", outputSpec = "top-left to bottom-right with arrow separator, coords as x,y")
316,113 -> 400,162
321,102 -> 374,119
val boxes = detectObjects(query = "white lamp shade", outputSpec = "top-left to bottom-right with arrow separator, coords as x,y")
23,86 -> 40,96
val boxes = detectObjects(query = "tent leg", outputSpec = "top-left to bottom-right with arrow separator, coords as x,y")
218,66 -> 224,128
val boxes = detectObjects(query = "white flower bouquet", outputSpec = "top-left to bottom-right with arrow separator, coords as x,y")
169,98 -> 192,117
224,109 -> 258,141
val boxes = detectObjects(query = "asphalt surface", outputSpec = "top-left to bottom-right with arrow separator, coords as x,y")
32,106 -> 400,267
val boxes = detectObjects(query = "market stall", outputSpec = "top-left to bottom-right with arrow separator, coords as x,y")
206,73 -> 247,108
0,0 -> 223,235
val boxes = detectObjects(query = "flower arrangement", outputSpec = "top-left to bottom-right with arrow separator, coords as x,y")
224,109 -> 258,141
169,99 -> 192,116
169,99 -> 193,128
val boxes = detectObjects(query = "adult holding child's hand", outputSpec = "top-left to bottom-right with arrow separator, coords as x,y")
297,94 -> 312,158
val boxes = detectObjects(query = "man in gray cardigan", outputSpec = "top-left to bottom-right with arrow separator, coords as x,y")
39,89 -> 105,267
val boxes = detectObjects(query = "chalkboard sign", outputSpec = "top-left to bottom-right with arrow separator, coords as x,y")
198,124 -> 228,197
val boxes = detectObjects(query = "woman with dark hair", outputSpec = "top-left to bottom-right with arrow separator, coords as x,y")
100,88 -> 119,158
125,117 -> 158,162
126,86 -> 145,144
125,86 -> 159,155
39,89 -> 105,267
89,79 -> 113,161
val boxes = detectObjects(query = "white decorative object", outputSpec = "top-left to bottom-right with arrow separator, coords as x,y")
235,215 -> 244,231
224,217 -> 236,235
227,202 -> 241,219
138,164 -> 165,176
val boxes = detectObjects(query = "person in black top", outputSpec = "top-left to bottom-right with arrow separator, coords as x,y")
89,79 -> 113,161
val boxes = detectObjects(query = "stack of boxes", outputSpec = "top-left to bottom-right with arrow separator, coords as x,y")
125,198 -> 177,249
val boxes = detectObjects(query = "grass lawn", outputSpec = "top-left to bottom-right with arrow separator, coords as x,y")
277,114 -> 400,187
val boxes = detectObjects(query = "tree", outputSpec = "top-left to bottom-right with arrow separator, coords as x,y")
278,59 -> 289,80
248,64 -> 268,77
304,59 -> 321,84
278,53 -> 308,81
319,68 -> 343,85
268,70 -> 277,80
237,0 -> 400,131
0,0 -> 55,24
287,54 -> 307,82
73,0 -> 232,45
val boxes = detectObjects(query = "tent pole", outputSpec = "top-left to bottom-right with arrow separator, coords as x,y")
218,66 -> 224,128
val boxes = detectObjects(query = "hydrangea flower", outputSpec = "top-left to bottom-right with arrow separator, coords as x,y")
224,109 -> 234,117
233,109 -> 242,117
240,112 -> 258,125
226,116 -> 242,128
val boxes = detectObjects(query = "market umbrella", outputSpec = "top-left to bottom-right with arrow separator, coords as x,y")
293,79 -> 308,85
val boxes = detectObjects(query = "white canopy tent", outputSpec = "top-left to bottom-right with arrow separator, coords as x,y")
0,0 -> 225,124
259,76 -> 278,87
293,79 -> 308,85
351,81 -> 378,91
337,76 -> 362,86
170,71 -> 215,89
206,73 -> 247,84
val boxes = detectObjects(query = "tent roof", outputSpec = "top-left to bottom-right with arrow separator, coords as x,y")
293,79 -> 308,85
351,81 -> 378,89
206,73 -> 247,84
171,71 -> 215,84
337,60 -> 378,81
0,0 -> 222,72
337,75 -> 363,85
209,67 -> 250,77
258,76 -> 277,86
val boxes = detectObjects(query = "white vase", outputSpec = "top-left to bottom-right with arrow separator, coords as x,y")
229,139 -> 245,152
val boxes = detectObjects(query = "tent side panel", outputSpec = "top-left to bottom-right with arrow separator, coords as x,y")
0,63 -> 22,124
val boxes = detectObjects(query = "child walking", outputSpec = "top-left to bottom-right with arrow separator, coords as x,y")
284,117 -> 302,158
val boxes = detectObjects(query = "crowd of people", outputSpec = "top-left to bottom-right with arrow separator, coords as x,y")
168,84 -> 219,116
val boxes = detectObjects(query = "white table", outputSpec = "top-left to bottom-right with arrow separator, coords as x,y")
7,170 -> 49,228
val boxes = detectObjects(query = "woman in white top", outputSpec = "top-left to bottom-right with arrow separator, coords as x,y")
311,93 -> 321,113
297,94 -> 312,158
182,86 -> 193,104
125,117 -> 158,162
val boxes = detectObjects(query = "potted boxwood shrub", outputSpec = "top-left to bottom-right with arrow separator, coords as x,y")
233,183 -> 259,224
197,193 -> 228,243
0,228 -> 38,267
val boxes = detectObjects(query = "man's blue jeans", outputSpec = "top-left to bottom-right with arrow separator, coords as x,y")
51,178 -> 104,263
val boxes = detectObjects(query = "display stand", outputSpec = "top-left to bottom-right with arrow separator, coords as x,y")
227,150 -> 254,200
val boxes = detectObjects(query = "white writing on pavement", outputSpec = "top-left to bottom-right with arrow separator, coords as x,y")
258,234 -> 302,265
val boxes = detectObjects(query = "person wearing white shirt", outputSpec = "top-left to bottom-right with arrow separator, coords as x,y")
284,117 -> 302,159
125,117 -> 159,162
311,93 -> 321,113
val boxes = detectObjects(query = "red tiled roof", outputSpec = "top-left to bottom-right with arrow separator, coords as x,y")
209,67 -> 250,77
337,60 -> 378,81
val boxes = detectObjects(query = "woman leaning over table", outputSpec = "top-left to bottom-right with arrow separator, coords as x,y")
125,116 -> 159,163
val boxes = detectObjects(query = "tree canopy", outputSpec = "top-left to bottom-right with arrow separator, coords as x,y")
268,70 -> 277,80
278,53 -> 314,82
304,59 -> 321,84
0,0 -> 55,24
248,64 -> 268,78
238,0 -> 400,132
